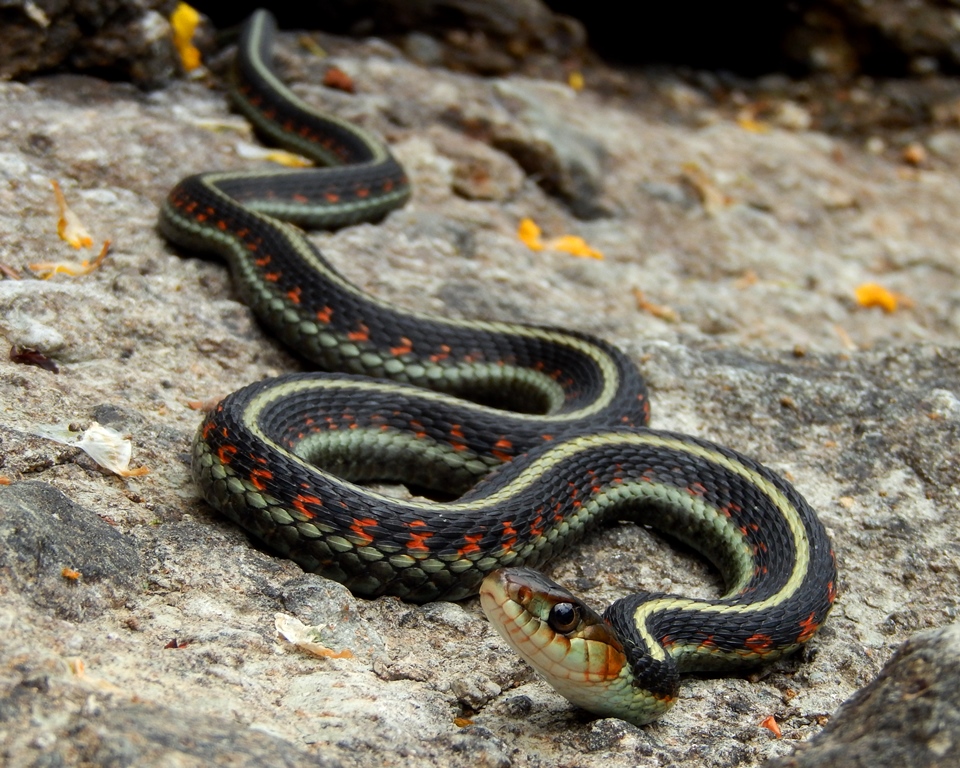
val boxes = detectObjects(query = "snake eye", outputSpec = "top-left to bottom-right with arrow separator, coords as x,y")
547,602 -> 581,634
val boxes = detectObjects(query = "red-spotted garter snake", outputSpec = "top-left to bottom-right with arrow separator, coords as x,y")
159,10 -> 837,725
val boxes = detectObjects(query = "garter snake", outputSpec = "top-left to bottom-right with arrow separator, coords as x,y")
159,10 -> 837,725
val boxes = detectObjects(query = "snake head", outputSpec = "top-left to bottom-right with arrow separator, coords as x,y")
481,567 -> 676,725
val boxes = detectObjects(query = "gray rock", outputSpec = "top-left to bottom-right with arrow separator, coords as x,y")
0,481 -> 141,621
765,623 -> 960,768
0,662 -> 343,767
0,0 -> 182,87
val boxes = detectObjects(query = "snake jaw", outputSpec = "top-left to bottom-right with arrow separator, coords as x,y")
481,567 -> 652,720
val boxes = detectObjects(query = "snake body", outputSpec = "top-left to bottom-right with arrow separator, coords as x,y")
160,10 -> 837,725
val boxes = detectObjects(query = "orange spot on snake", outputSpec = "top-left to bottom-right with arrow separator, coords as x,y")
390,337 -> 414,356
430,344 -> 451,363
350,517 -> 378,544
347,323 -> 369,342
745,633 -> 774,651
458,533 -> 483,556
797,613 -> 820,642
249,468 -> 273,491
500,520 -> 517,551
292,494 -> 324,518
406,520 -> 433,553
697,635 -> 717,651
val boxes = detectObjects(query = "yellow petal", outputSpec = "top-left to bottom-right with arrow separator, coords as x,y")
518,217 -> 544,251
854,282 -> 897,313
52,179 -> 93,249
171,3 -> 203,72
30,239 -> 111,279
546,234 -> 603,260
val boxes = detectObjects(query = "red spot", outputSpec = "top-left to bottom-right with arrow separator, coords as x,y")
491,438 -> 513,462
322,66 -> 355,93
292,193 -> 309,204
827,580 -> 837,604
745,633 -> 774,651
458,533 -> 483,556
217,445 -> 237,464
797,612 -> 820,642
350,517 -> 377,544
500,520 -> 517,551
720,502 -> 742,518
347,323 -> 370,342
316,306 -> 333,323
529,514 -> 544,537
406,520 -> 433,553
687,482 -> 707,496
430,344 -> 451,363
292,494 -> 324,518
410,419 -> 427,439
697,634 -> 717,650
264,272 -> 281,282
390,337 -> 414,356
760,715 -> 782,738
449,424 -> 467,451
249,468 -> 273,491
325,192 -> 340,203
287,286 -> 302,305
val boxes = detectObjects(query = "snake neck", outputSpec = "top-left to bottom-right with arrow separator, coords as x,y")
602,595 -> 681,711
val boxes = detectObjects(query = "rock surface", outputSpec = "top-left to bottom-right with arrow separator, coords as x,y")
765,623 -> 960,768
1,10 -> 960,768
0,0 -> 182,86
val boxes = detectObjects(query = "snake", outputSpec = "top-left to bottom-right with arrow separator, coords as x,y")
159,9 -> 837,726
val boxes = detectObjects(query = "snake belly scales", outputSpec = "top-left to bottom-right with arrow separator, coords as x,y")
159,10 -> 837,725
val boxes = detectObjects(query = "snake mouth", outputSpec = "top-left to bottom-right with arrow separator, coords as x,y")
480,568 -> 627,681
